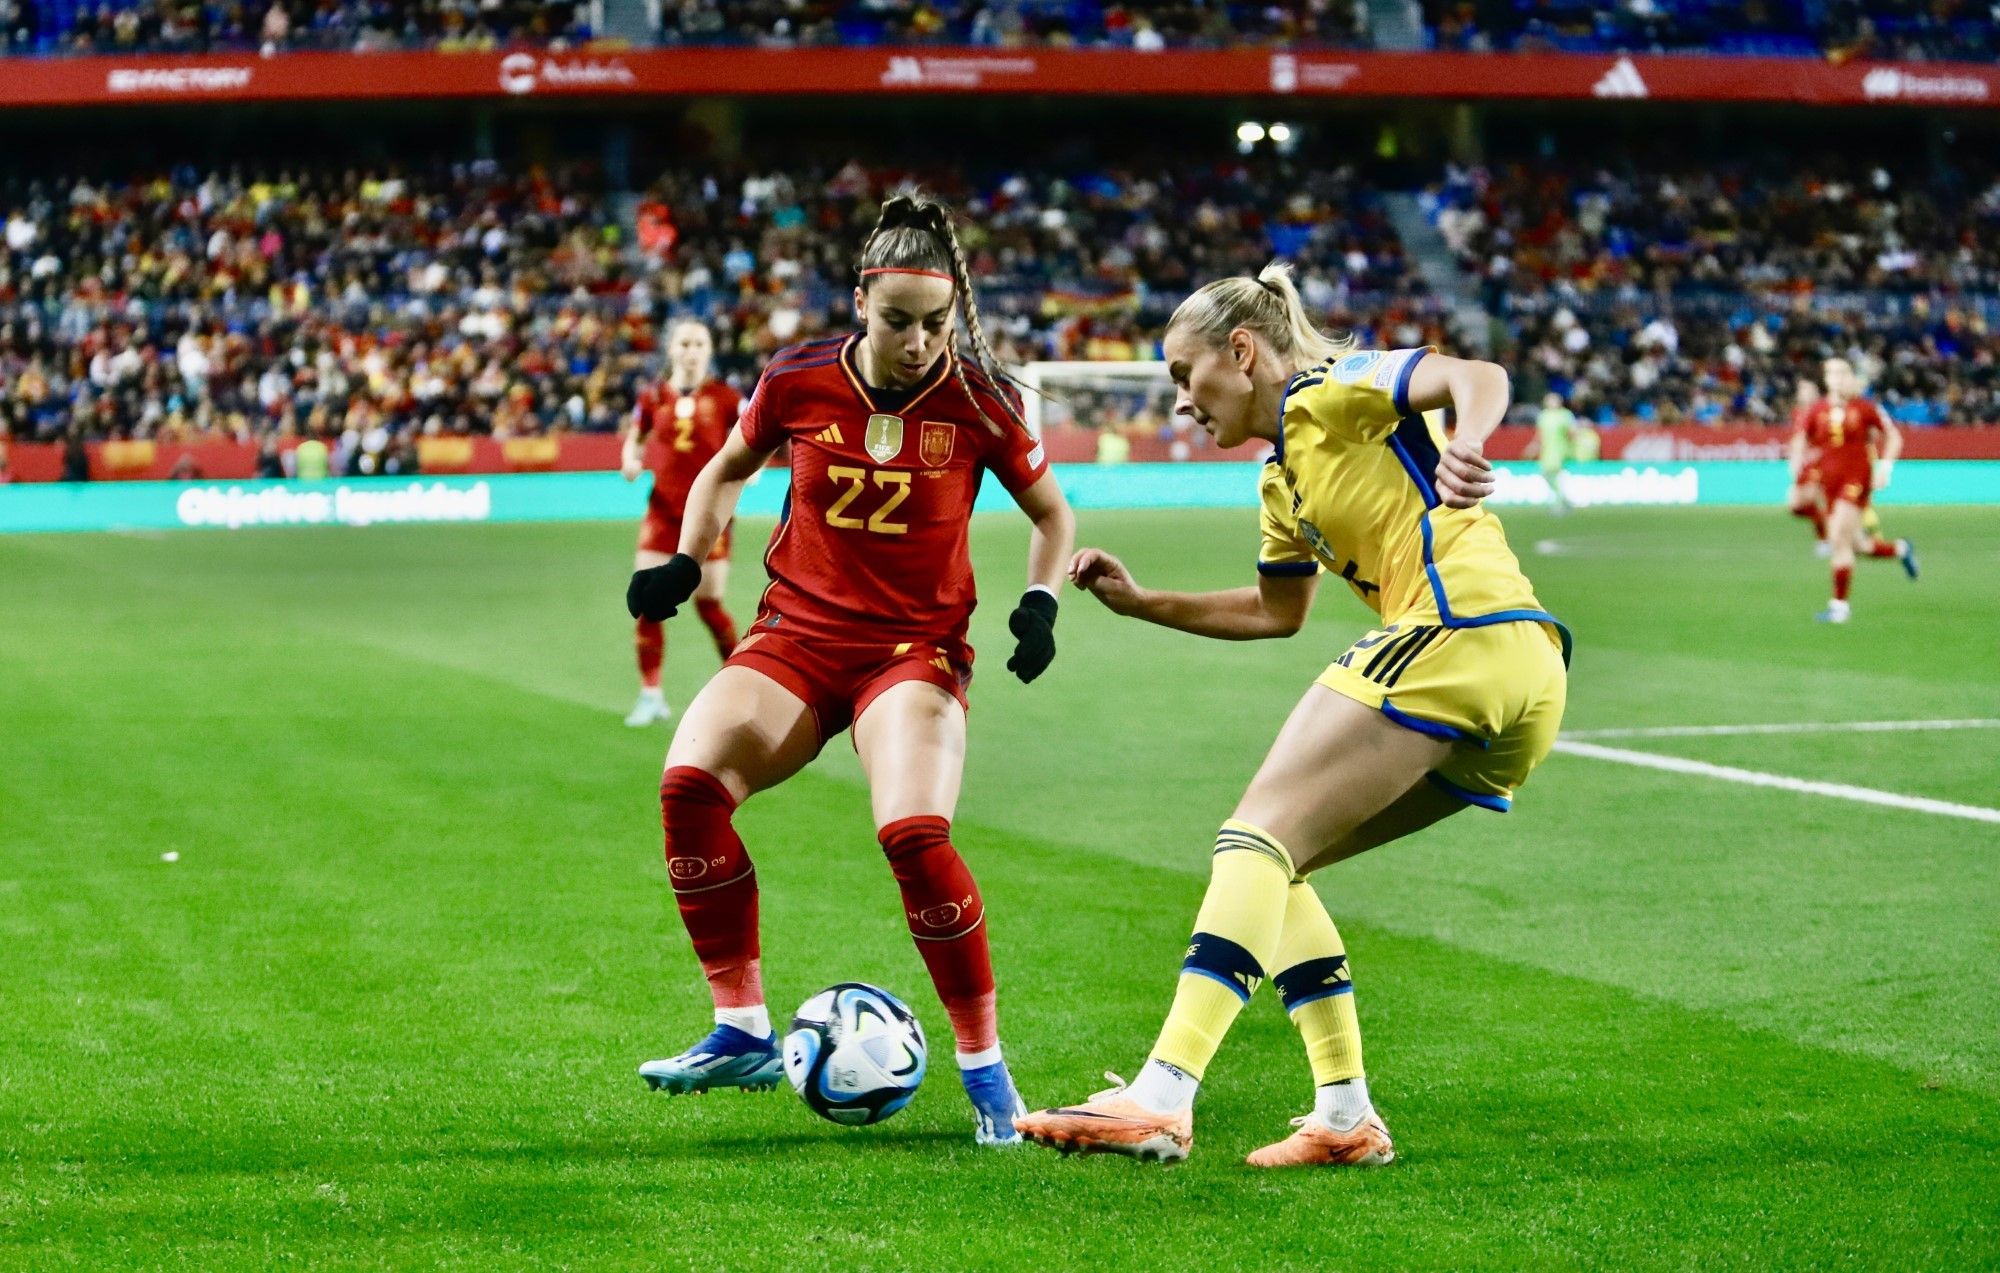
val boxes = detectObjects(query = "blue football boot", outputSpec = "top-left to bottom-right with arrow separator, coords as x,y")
961,1059 -> 1028,1146
639,1024 -> 784,1096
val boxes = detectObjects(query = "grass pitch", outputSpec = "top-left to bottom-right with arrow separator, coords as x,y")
2,504 -> 1996,1270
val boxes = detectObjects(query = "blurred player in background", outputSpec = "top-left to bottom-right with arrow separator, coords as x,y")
1535,391 -> 1576,515
625,193 -> 1076,1145
1792,358 -> 1917,623
621,319 -> 742,726
1787,377 -> 1831,554
1015,263 -> 1568,1168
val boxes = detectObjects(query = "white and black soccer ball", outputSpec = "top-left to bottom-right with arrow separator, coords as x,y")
782,982 -> 927,1126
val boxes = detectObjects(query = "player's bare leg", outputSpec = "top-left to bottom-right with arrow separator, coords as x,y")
693,557 -> 740,660
1019,688 -> 1450,1162
1852,512 -> 1919,581
1789,481 -> 1829,556
1819,500 -> 1862,623
641,668 -> 821,1096
627,547 -> 676,726
854,679 -> 1023,1145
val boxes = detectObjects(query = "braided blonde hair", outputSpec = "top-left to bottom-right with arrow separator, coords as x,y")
859,191 -> 1029,437
1164,261 -> 1352,370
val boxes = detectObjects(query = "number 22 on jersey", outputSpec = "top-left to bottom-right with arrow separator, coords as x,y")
824,466 -> 912,535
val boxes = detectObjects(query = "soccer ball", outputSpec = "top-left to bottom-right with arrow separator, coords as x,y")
782,982 -> 928,1126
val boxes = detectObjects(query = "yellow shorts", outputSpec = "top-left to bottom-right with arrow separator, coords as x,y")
1317,618 -> 1569,811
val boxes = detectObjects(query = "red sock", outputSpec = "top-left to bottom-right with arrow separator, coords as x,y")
660,767 -> 761,1009
1791,502 -> 1826,540
636,618 -> 664,690
1866,538 -> 1899,559
695,598 -> 739,660
1833,565 -> 1853,601
878,816 -> 997,1054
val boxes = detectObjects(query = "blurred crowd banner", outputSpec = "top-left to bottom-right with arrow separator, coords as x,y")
0,49 -> 1994,110
5,462 -> 1998,534
9,426 -> 2000,483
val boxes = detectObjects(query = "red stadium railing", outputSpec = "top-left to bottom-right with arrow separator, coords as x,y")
0,47 -> 1993,109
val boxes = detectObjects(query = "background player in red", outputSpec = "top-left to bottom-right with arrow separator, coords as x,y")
1795,357 -> 1917,623
624,194 -> 1076,1146
1786,377 -> 1831,555
620,319 -> 743,726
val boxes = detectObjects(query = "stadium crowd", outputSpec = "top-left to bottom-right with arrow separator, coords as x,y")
656,0 -> 1366,49
1429,157 -> 2000,425
0,157 -> 1419,452
1426,0 -> 1999,62
4,146 -> 1996,464
8,0 -> 1993,58
3,0 -> 593,55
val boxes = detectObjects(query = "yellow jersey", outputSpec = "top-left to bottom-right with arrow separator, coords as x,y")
1256,347 -> 1570,662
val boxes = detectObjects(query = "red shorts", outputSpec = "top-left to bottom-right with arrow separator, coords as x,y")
725,624 -> 972,742
640,506 -> 732,560
1821,465 -> 1872,509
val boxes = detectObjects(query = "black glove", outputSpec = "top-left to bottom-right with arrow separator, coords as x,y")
1005,589 -> 1059,684
627,553 -> 703,621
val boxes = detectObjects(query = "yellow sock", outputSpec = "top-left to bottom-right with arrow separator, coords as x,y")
1148,821 -> 1294,1081
1273,879 -> 1364,1086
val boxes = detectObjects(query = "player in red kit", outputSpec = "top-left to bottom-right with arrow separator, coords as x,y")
1786,377 -> 1832,555
621,319 -> 743,726
1794,358 -> 1917,623
625,193 -> 1076,1145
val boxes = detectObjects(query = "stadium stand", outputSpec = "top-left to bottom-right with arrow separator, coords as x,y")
1424,0 -> 1998,63
0,157 -> 1422,449
1428,156 -> 2000,424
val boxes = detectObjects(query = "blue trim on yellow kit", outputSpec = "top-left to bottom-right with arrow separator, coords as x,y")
1427,771 -> 1512,812
1379,698 -> 1488,748
1413,505 -> 1575,668
1259,560 -> 1319,577
1393,348 -> 1428,416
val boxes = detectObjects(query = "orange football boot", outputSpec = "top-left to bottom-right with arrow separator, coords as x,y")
1245,1111 -> 1395,1168
1012,1074 -> 1193,1163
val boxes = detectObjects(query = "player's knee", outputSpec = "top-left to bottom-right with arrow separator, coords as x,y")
661,766 -> 751,883
878,816 -> 983,940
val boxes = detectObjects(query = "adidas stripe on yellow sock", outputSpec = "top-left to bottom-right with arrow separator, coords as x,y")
1272,879 -> 1364,1087
1148,820 -> 1294,1081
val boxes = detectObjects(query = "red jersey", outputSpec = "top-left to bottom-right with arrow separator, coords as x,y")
635,378 -> 741,515
738,334 -> 1049,645
1802,397 -> 1886,477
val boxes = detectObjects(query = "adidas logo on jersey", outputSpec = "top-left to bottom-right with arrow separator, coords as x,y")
1592,56 -> 1648,99
812,423 -> 845,445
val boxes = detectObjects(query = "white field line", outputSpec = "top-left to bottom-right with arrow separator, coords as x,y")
1562,718 -> 2000,740
1551,740 -> 2000,825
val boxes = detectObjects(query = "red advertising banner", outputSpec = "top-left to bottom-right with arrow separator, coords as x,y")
7,426 -> 1997,483
0,47 -> 1993,110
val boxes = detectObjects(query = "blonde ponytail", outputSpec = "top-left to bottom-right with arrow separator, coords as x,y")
1164,261 -> 1352,369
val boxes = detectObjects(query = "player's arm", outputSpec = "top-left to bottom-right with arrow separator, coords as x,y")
1013,471 -> 1074,595
1874,412 -> 1902,488
1069,549 -> 1317,640
1002,471 -> 1075,684
1403,353 -> 1512,509
620,402 -> 647,480
677,432 -> 768,561
626,432 -> 773,621
1788,427 -> 1809,478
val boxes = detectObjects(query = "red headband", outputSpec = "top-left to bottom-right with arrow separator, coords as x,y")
860,268 -> 956,282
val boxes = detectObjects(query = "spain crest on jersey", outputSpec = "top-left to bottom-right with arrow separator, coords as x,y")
920,422 -> 954,468
866,413 -> 905,464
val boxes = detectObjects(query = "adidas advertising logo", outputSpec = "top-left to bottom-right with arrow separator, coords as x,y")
1592,56 -> 1649,99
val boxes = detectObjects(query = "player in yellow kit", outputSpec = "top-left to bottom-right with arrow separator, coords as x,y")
1015,263 -> 1570,1168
